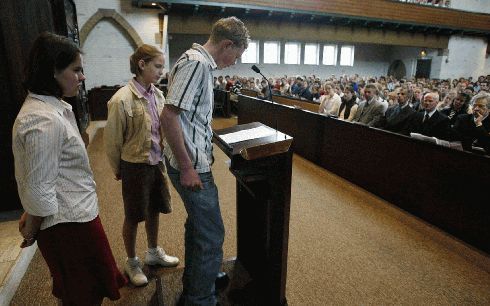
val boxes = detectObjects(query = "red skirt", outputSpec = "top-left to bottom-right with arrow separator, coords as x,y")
37,216 -> 127,305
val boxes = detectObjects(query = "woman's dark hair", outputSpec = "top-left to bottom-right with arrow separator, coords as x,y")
457,92 -> 471,109
344,85 -> 355,95
24,32 -> 81,97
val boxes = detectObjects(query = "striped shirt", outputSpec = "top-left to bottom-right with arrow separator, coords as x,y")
164,43 -> 217,173
12,93 -> 98,230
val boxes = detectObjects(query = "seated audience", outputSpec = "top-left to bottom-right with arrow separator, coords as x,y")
352,83 -> 386,126
387,91 -> 398,107
279,77 -> 290,96
402,92 -> 451,140
253,78 -> 262,92
272,79 -> 281,94
259,78 -> 270,99
453,92 -> 490,154
230,78 -> 242,94
290,77 -> 303,96
338,86 -> 359,121
441,92 -> 471,126
437,90 -> 456,110
215,75 -> 226,90
224,75 -> 233,91
318,83 -> 341,115
411,87 -> 424,111
298,80 -> 313,101
311,83 -> 321,102
380,87 -> 415,133
463,86 -> 474,97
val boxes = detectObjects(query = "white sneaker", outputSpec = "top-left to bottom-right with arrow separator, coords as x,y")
144,246 -> 179,267
124,257 -> 148,286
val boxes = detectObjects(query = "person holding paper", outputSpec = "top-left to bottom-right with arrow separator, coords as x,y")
160,17 -> 250,305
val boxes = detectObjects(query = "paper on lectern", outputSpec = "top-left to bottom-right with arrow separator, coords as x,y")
219,126 -> 275,144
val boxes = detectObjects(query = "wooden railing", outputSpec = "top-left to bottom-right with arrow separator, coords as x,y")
239,89 -> 320,113
239,88 -> 259,98
271,95 -> 320,113
236,94 -> 490,254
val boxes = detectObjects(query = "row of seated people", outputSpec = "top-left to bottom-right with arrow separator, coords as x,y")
319,84 -> 489,155
215,74 -> 489,105
214,74 -> 490,154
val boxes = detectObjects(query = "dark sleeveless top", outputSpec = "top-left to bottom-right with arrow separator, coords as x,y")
339,96 -> 357,119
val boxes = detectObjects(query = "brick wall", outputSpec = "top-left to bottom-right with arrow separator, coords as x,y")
74,0 -> 161,90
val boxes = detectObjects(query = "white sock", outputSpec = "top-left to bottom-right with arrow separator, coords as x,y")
148,247 -> 159,254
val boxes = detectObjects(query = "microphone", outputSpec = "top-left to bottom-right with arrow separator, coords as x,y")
251,65 -> 273,101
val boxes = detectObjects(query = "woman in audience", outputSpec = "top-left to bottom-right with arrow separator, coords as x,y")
387,91 -> 398,106
253,78 -> 262,93
337,85 -> 359,121
104,44 -> 179,287
298,80 -> 313,101
318,83 -> 341,115
437,89 -> 456,110
442,92 -> 471,125
13,32 -> 126,305
280,77 -> 290,96
272,78 -> 281,94
311,83 -> 321,102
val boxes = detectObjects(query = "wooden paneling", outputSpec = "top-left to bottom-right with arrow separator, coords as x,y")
213,0 -> 490,32
272,95 -> 320,113
169,15 -> 449,48
240,88 -> 259,98
237,94 -> 490,254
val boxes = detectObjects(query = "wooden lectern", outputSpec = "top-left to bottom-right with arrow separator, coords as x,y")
213,122 -> 293,305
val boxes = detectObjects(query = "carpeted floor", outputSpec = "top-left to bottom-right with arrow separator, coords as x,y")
10,117 -> 490,305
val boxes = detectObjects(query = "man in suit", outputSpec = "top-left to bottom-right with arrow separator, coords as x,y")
453,93 -> 490,154
352,83 -> 386,127
402,91 -> 451,140
379,87 -> 415,133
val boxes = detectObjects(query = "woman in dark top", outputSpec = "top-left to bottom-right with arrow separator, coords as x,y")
442,92 -> 470,126
338,85 -> 359,121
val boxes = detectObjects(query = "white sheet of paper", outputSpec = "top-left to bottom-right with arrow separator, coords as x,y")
220,126 -> 275,144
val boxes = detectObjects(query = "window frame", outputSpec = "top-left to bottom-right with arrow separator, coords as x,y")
322,44 -> 338,66
263,41 -> 281,64
304,43 -> 320,65
284,41 -> 301,65
340,45 -> 355,66
240,40 -> 259,64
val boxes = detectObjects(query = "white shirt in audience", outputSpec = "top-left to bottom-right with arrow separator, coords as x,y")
319,93 -> 342,116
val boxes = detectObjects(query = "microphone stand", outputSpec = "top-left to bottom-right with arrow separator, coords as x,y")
258,72 -> 273,102
252,65 -> 273,102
